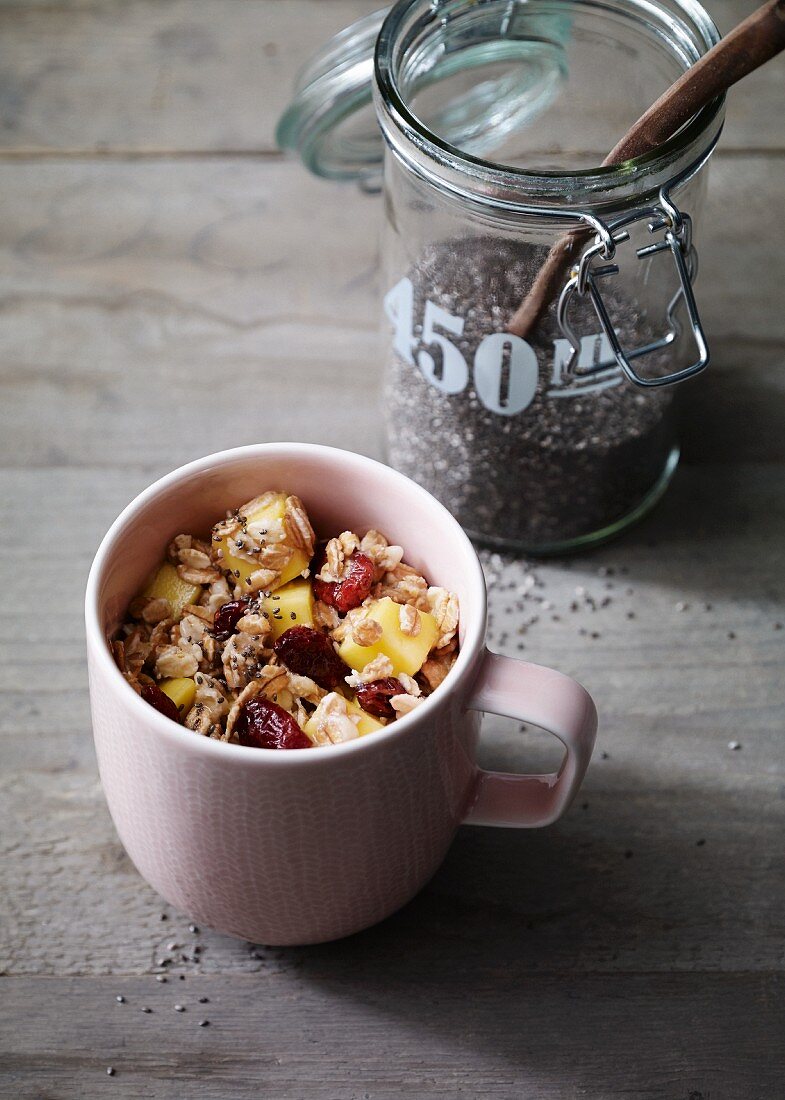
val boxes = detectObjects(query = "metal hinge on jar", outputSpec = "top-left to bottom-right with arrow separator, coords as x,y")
556,187 -> 710,389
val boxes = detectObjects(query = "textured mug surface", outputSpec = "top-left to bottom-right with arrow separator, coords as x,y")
86,444 -> 597,945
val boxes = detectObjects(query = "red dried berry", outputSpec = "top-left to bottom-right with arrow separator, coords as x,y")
273,625 -> 349,691
141,682 -> 181,725
213,598 -> 249,642
314,552 -> 374,614
355,677 -> 406,721
312,574 -> 335,606
235,697 -> 311,750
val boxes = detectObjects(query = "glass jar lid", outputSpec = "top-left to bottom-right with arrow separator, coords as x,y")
276,5 -> 568,182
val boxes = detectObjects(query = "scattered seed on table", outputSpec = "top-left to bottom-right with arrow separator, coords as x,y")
728,740 -> 741,751
199,1020 -> 210,1027
156,975 -> 167,983
156,958 -> 169,967
179,975 -> 186,981
115,995 -> 125,1004
175,1004 -> 185,1012
626,611 -> 635,619
167,942 -> 178,951
727,631 -> 736,640
188,925 -> 199,934
106,1067 -> 115,1077
601,751 -> 610,760
696,839 -> 706,847
141,1007 -> 152,1014
774,622 -> 783,631
675,601 -> 688,612
199,997 -> 209,1004
160,913 -> 168,921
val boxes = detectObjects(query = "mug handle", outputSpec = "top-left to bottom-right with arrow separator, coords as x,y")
463,649 -> 597,828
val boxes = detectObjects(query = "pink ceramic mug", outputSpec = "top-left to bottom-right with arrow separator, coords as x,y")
86,443 -> 597,945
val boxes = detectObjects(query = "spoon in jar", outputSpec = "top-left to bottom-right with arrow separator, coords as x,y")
507,0 -> 785,339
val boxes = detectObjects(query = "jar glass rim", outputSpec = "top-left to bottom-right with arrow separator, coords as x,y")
374,0 -> 725,204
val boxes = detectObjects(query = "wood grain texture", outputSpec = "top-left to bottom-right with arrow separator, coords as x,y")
1,0 -> 784,1095
0,156 -> 783,475
0,0 -> 782,155
2,973 -> 784,1099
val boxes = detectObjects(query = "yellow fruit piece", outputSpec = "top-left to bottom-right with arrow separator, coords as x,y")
263,578 -> 315,641
337,597 -> 439,677
159,677 -> 197,718
214,492 -> 310,593
303,697 -> 385,743
143,562 -> 201,623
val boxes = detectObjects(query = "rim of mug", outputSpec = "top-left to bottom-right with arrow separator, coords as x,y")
85,442 -> 488,764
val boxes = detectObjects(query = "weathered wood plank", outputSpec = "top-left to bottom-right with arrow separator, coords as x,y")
1,973 -> 783,1099
0,1 -> 783,1095
0,155 -> 783,475
0,0 -> 781,155
1,462 -> 783,976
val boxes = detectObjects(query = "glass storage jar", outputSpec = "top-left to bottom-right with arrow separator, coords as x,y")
279,0 -> 724,552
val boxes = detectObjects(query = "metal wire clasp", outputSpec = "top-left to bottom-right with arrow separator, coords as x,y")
556,188 -> 710,389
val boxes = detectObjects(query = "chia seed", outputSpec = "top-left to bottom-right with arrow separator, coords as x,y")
385,237 -> 677,550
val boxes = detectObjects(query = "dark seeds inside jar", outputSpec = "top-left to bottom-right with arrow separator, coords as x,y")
385,237 -> 676,549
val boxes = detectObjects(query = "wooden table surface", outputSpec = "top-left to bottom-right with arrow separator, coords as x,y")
1,2 -> 783,1097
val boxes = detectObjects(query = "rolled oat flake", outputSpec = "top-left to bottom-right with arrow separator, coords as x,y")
278,0 -> 724,552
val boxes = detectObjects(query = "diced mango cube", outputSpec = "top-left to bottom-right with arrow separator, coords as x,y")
337,597 -> 439,677
214,492 -> 310,593
347,698 -> 388,737
263,578 -> 315,641
303,697 -> 385,743
159,677 -> 197,718
143,562 -> 201,622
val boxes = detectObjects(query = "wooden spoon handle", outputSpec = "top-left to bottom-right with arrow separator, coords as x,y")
507,0 -> 785,339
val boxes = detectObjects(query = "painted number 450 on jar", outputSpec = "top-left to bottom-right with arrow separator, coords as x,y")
384,276 -> 539,416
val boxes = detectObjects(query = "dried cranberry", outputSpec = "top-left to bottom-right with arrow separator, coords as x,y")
141,682 -> 181,724
355,677 -> 406,721
213,598 -> 249,642
314,552 -> 374,614
235,697 -> 311,750
312,574 -> 336,606
274,625 -> 349,690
